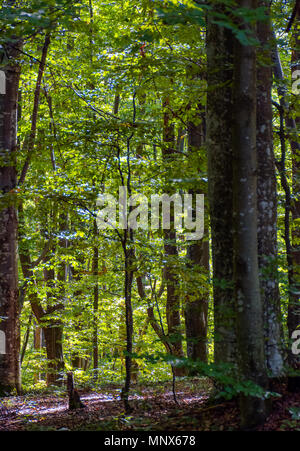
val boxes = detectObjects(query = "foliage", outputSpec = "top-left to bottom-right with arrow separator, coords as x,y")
0,0 -> 298,428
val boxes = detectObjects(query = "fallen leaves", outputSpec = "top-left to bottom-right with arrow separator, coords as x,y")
0,381 -> 299,431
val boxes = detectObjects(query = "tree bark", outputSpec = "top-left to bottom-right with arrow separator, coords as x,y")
288,13 -> 300,390
44,324 -> 64,386
0,35 -> 22,396
185,96 -> 209,366
206,3 -> 236,365
233,0 -> 268,428
43,265 -> 64,386
33,323 -> 42,382
18,33 -> 50,185
256,1 -> 284,377
67,372 -> 84,410
92,219 -> 99,379
162,97 -> 185,376
272,26 -> 300,388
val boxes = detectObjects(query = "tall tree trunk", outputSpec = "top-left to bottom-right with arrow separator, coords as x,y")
272,25 -> 300,389
19,202 -> 65,384
18,33 -> 50,185
92,219 -> 99,379
120,94 -> 135,413
20,314 -> 33,366
256,1 -> 284,377
206,4 -> 236,365
0,35 -> 22,395
33,324 -> 42,382
185,95 -> 209,366
46,212 -> 68,386
70,256 -> 86,370
43,324 -> 64,386
121,234 -> 134,412
43,265 -> 64,386
162,97 -> 185,376
288,12 -> 300,390
185,239 -> 209,364
232,0 -> 267,428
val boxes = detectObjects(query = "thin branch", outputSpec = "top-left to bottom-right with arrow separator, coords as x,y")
18,33 -> 51,185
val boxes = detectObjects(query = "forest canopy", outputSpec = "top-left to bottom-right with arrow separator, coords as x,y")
0,0 -> 299,432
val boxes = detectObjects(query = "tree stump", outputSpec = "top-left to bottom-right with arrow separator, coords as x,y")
67,372 -> 85,410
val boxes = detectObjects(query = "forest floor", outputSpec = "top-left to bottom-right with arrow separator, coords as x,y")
0,378 -> 299,431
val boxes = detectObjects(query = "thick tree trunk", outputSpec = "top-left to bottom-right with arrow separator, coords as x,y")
43,265 -> 64,386
67,372 -> 84,410
232,0 -> 267,428
0,38 -> 22,396
44,212 -> 67,386
44,325 -> 64,386
206,5 -> 236,365
256,1 -> 284,377
19,203 -> 64,385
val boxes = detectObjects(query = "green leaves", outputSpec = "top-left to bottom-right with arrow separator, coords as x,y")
156,2 -> 207,26
0,0 -> 81,44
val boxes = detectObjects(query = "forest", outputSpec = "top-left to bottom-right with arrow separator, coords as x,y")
0,0 -> 299,434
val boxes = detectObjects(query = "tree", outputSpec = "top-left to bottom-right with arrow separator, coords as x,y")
272,12 -> 300,389
232,0 -> 268,428
185,82 -> 209,365
256,0 -> 284,377
206,1 -> 236,366
288,7 -> 300,390
162,96 -> 185,376
0,9 -> 22,395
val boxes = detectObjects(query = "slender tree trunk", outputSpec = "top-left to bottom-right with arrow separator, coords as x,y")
256,1 -> 284,377
33,323 -> 42,382
185,239 -> 209,364
43,265 -> 64,386
70,256 -> 86,370
120,93 -> 135,413
185,96 -> 209,366
0,36 -> 22,396
18,33 -> 50,185
92,219 -> 99,379
46,212 -> 68,386
162,98 -> 185,376
288,13 -> 300,390
121,239 -> 134,412
89,6 -> 99,378
41,212 -> 66,385
232,0 -> 267,428
272,26 -> 300,388
20,314 -> 33,365
206,4 -> 236,365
